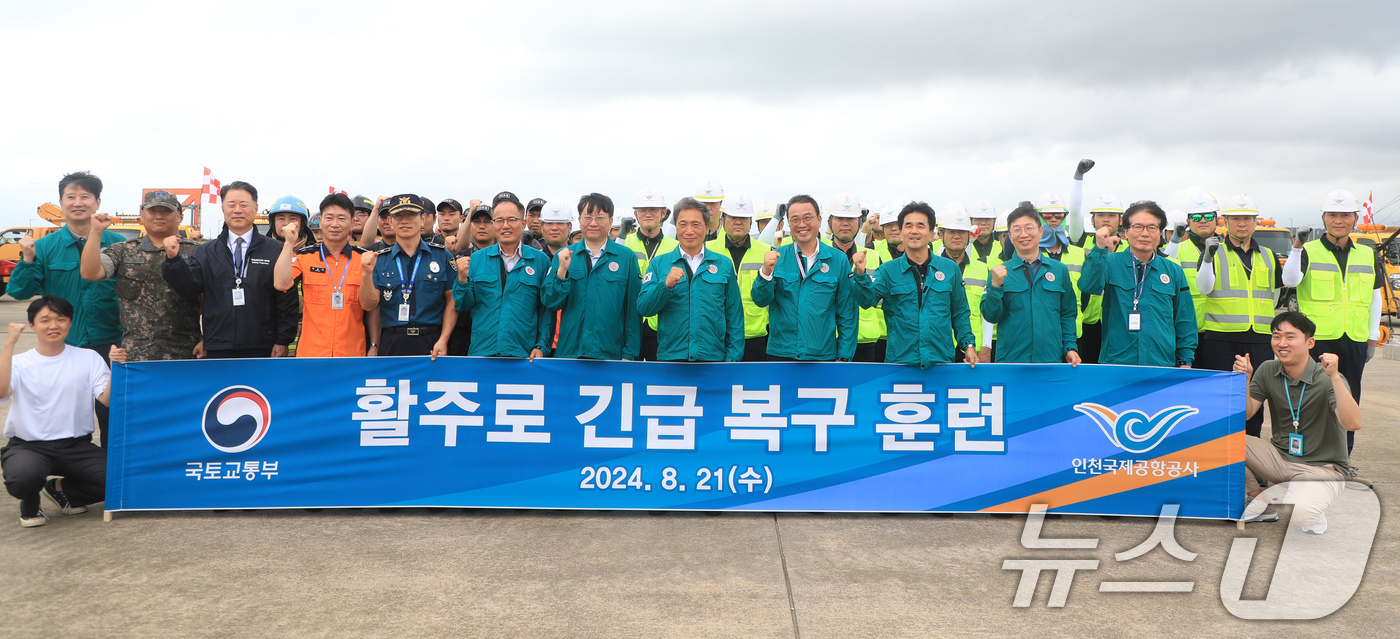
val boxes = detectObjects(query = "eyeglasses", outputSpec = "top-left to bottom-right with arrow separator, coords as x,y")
492,217 -> 523,226
1128,224 -> 1162,234
1009,224 -> 1040,236
788,214 -> 819,226
1188,213 -> 1216,222
579,214 -> 610,222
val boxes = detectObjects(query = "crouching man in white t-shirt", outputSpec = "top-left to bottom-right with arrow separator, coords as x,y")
1,296 -> 126,527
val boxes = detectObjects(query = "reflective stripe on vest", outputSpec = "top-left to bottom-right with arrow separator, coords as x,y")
1202,243 -> 1276,334
1297,240 -> 1374,342
1174,240 -> 1208,329
706,237 -> 770,339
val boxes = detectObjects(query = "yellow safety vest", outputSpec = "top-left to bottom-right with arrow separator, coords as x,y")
941,250 -> 989,349
624,232 -> 678,331
1297,239 -> 1375,342
706,236 -> 771,339
826,239 -> 884,343
1081,240 -> 1128,324
1201,242 -> 1276,334
1172,238 -> 1208,329
1043,243 -> 1085,338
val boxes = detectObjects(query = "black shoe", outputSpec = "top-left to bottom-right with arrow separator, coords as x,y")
1242,508 -> 1279,523
19,495 -> 47,528
44,479 -> 87,515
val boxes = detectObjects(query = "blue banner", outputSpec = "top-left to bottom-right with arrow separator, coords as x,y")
106,358 -> 1246,518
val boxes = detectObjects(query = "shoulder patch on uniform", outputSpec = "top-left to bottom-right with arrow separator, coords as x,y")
643,272 -> 653,283
376,246 -> 393,255
427,241 -> 446,250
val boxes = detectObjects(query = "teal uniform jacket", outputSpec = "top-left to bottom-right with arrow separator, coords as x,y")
8,225 -> 125,347
854,254 -> 976,368
635,248 -> 745,362
1080,247 -> 1197,367
980,253 -> 1078,363
541,239 -> 641,360
453,244 -> 554,357
751,242 -> 857,361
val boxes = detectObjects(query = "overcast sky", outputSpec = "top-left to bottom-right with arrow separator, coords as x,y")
3,0 -> 1398,232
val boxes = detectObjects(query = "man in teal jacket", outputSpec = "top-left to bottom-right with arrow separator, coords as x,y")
1079,200 -> 1197,367
981,202 -> 1081,365
853,202 -> 978,368
752,194 -> 857,361
542,193 -> 641,360
636,198 -> 744,362
8,172 -> 125,447
453,199 -> 553,360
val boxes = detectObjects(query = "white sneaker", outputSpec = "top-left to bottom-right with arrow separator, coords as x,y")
19,508 -> 47,528
1301,514 -> 1328,535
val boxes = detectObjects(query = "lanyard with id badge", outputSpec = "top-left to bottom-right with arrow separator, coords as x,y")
1127,259 -> 1149,332
395,252 -> 423,323
1284,379 -> 1307,455
231,239 -> 248,306
321,244 -> 351,310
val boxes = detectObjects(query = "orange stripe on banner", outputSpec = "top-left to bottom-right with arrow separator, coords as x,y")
980,432 -> 1245,513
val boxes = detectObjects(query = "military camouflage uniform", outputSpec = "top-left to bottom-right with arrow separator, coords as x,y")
101,237 -> 203,361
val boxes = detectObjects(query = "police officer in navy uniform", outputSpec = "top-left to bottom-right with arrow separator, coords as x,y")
358,194 -> 458,357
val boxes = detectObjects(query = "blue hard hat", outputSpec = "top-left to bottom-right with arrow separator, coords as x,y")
269,195 -> 309,220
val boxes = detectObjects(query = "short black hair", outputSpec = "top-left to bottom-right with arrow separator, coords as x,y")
1005,201 -> 1041,228
897,201 -> 936,229
1124,200 -> 1168,230
786,194 -> 820,217
672,197 -> 710,227
320,192 -> 355,215
59,171 -> 103,199
1271,311 -> 1316,338
220,181 -> 258,203
28,295 -> 74,324
577,193 -> 614,218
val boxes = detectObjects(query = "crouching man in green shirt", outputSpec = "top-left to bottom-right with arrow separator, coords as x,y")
1234,311 -> 1360,535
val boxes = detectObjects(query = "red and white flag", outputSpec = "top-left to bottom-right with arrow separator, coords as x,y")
329,186 -> 348,195
202,167 -> 222,205
1362,190 -> 1374,225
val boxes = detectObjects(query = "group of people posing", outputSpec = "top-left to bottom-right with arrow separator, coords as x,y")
0,163 -> 1381,532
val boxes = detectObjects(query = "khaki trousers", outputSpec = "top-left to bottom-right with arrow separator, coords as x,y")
1244,436 -> 1344,529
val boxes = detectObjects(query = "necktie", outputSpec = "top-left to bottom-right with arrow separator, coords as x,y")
233,237 -> 246,275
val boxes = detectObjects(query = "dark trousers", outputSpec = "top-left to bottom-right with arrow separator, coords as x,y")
80,344 -> 112,448
447,312 -> 472,356
1079,322 -> 1102,365
1310,337 -> 1368,453
854,340 -> 887,363
2,436 -> 106,510
742,335 -> 768,362
380,327 -> 441,356
1196,336 -> 1274,437
640,325 -> 659,361
205,348 -> 273,359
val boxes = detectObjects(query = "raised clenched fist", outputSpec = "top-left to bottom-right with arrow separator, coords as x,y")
361,251 -> 378,270
282,221 -> 300,243
5,323 -> 24,344
92,213 -> 113,232
556,247 -> 572,278
1233,353 -> 1252,378
1319,352 -> 1339,378
18,231 -> 35,261
665,266 -> 685,288
1293,226 -> 1312,248
990,264 -> 1008,287
852,250 -> 867,273
1095,225 -> 1119,250
163,234 -> 181,259
762,250 -> 779,276
456,255 -> 471,282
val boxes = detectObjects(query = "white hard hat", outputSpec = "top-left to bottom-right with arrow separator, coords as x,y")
1089,193 -> 1124,214
995,210 -> 1010,232
570,219 -> 581,233
878,201 -> 901,226
694,179 -> 724,202
1184,192 -> 1219,214
869,199 -> 889,219
1321,189 -> 1360,213
827,192 -> 861,218
1034,192 -> 1068,213
722,193 -> 755,218
539,199 -> 573,223
1221,194 -> 1258,216
970,200 -> 997,219
1166,209 -> 1187,228
756,202 -> 777,221
632,187 -> 667,209
887,196 -> 913,221
939,205 -> 975,232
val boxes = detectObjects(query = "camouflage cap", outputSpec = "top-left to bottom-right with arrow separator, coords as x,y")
142,190 -> 182,212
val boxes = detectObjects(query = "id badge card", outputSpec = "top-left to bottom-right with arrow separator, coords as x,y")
398,303 -> 411,322
232,288 -> 245,307
1288,433 -> 1304,456
331,292 -> 343,310
1127,311 -> 1141,332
